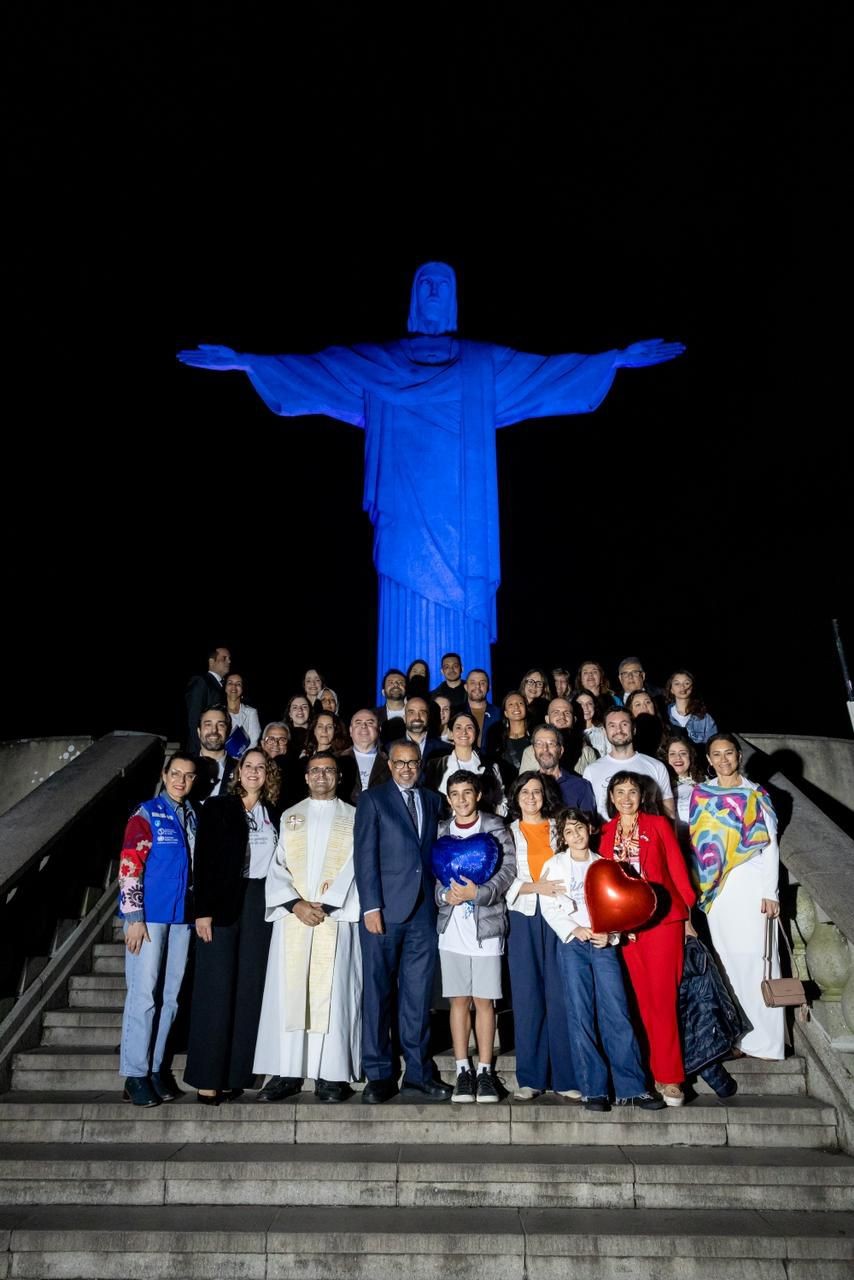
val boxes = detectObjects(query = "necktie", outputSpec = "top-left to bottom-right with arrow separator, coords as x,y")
403,786 -> 419,835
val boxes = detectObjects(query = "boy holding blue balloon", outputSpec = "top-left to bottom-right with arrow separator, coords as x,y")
434,772 -> 517,1103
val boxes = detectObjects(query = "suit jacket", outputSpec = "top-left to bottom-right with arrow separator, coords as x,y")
354,780 -> 441,924
376,705 -> 407,746
185,671 -> 227,752
338,746 -> 391,806
463,700 -> 502,749
192,753 -> 239,806
193,793 -> 280,926
599,812 -> 696,927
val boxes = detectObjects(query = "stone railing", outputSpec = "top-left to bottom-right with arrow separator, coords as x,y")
741,737 -> 854,1149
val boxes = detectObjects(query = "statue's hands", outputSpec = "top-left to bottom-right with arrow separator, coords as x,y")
616,338 -> 686,368
176,344 -> 246,371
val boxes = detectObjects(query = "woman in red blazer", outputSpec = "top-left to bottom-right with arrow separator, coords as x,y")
599,770 -> 696,1106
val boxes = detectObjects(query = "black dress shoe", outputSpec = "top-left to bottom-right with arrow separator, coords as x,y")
196,1091 -> 221,1107
122,1076 -> 160,1107
150,1070 -> 185,1102
362,1078 -> 399,1104
584,1096 -> 610,1113
221,1088 -> 244,1103
256,1076 -> 303,1102
400,1077 -> 453,1101
315,1079 -> 353,1103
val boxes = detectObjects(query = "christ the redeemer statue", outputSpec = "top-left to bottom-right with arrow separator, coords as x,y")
179,262 -> 683,691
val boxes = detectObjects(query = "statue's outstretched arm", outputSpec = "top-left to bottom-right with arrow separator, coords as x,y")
614,338 -> 686,368
177,344 -> 249,371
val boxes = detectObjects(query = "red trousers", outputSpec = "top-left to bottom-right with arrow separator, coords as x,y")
622,921 -> 685,1085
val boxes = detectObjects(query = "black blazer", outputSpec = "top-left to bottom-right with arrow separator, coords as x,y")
193,793 -> 280,926
184,672 -> 227,752
337,747 -> 391,805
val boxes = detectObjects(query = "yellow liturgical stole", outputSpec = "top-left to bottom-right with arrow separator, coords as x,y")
283,806 -> 353,1033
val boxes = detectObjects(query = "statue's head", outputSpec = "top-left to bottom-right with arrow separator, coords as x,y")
407,261 -> 458,335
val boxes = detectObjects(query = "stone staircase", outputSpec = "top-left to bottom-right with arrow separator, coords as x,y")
0,924 -> 852,1278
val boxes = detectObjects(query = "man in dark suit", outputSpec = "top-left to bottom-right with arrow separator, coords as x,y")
354,739 -> 451,1103
184,646 -> 232,752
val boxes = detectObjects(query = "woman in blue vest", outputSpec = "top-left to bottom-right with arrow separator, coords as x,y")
184,748 -> 281,1104
118,753 -> 199,1107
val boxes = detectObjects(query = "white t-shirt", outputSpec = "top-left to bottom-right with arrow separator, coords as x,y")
438,815 -> 502,957
353,747 -> 378,791
583,751 -> 674,819
246,801 -> 278,879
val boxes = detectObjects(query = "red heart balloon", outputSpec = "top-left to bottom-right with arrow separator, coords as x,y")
584,859 -> 658,933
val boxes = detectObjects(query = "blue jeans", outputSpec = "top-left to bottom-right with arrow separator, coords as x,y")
556,938 -> 647,1101
120,922 -> 191,1077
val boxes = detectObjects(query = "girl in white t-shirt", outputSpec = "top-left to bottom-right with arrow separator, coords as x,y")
540,808 -> 663,1113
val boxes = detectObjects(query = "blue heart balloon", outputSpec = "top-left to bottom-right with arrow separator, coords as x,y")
431,831 -> 502,888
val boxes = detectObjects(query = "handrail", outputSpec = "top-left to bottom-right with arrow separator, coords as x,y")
0,732 -> 163,896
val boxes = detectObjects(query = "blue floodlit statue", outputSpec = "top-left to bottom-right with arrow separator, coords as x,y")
178,263 -> 683,691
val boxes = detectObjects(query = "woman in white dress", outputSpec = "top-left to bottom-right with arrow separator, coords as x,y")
689,733 -> 784,1060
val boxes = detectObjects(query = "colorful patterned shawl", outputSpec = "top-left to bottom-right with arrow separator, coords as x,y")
689,782 -> 775,912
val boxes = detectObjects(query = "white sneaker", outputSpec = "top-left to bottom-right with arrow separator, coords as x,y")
513,1086 -> 543,1100
554,1089 -> 582,1100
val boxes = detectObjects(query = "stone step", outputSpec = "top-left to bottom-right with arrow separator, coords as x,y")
431,1053 -> 806,1096
0,1204 -> 851,1279
67,978 -> 125,1009
91,956 -> 125,975
18,1041 -> 808,1097
0,1142 -> 850,1212
0,1092 -> 838,1149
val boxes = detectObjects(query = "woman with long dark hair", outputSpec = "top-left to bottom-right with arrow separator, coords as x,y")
184,749 -> 281,1104
664,670 -> 718,744
485,691 -> 532,782
598,769 -> 697,1107
504,771 -> 579,1101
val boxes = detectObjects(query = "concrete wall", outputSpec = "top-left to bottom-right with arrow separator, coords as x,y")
741,733 -> 854,833
0,737 -> 93,818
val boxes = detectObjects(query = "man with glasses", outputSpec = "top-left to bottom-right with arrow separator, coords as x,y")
354,739 -> 451,1102
616,656 -> 663,704
260,721 -> 301,812
118,754 -> 198,1106
254,751 -> 361,1103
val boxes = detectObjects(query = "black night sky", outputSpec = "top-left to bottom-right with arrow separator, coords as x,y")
5,5 -> 851,744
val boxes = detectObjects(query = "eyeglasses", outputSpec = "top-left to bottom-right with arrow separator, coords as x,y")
390,759 -> 419,771
167,769 -> 196,782
263,736 -> 289,747
246,812 -> 259,832
524,679 -> 545,688
308,766 -> 337,777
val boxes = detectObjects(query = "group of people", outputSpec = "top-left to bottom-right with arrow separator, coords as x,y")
116,646 -> 785,1113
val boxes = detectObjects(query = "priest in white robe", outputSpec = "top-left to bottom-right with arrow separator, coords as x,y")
253,751 -> 361,1102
